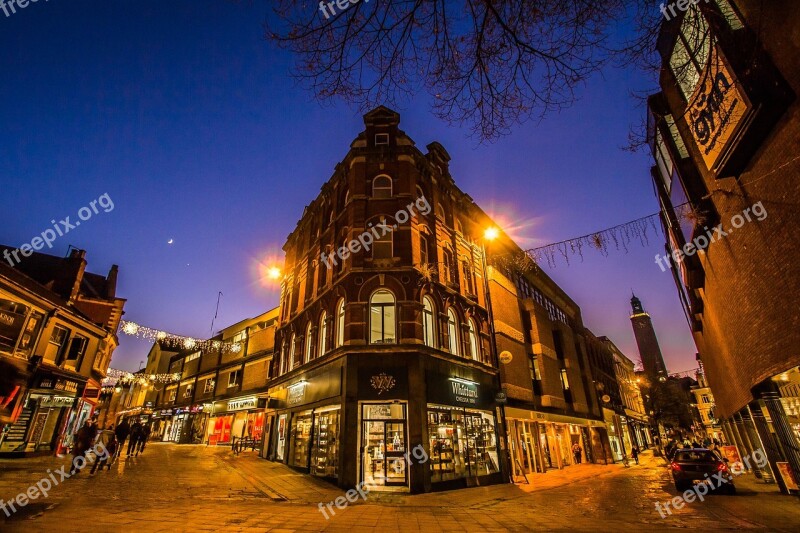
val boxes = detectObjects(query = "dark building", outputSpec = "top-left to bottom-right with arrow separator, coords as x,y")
0,247 -> 125,455
259,106 -> 606,493
265,107 -> 503,493
646,0 -> 800,491
629,295 -> 668,380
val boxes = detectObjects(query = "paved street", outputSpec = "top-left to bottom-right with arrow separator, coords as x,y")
1,444 -> 798,532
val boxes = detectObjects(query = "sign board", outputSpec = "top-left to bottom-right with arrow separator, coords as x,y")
227,397 -> 257,411
494,392 -> 507,404
40,396 -> 75,408
688,44 -> 752,174
498,351 -> 513,364
776,462 -> 799,491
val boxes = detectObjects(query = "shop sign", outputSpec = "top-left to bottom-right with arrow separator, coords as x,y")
369,373 -> 396,396
494,392 -> 507,404
498,351 -> 513,364
227,397 -> 257,411
688,45 -> 752,174
287,382 -> 307,406
358,367 -> 407,401
40,379 -> 79,393
39,396 -> 75,408
450,379 -> 479,406
0,299 -> 27,351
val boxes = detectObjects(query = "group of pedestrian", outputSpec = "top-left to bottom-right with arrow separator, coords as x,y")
115,418 -> 151,457
67,416 -> 151,477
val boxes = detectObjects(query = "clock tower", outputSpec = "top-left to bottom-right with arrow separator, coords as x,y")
629,294 -> 668,380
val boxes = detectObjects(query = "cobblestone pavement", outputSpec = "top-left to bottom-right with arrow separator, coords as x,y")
1,443 -> 798,532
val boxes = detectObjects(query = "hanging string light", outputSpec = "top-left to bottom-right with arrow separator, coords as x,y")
118,319 -> 242,354
492,203 -> 698,271
103,368 -> 182,388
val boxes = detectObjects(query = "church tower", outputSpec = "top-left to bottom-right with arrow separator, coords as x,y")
630,294 -> 668,380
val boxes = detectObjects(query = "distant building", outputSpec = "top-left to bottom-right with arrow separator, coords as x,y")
0,247 -> 125,455
691,370 -> 723,442
629,295 -> 668,380
646,0 -> 800,491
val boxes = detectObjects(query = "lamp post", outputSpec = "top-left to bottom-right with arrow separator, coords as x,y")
478,226 -> 512,481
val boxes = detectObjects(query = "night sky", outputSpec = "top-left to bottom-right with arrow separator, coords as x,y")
0,1 -> 697,374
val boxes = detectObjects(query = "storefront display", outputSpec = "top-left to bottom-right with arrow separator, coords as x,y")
289,411 -> 313,468
361,403 -> 408,487
311,408 -> 339,478
207,415 -> 232,445
427,404 -> 498,482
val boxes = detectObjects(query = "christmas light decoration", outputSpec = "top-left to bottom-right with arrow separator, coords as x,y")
117,319 -> 242,354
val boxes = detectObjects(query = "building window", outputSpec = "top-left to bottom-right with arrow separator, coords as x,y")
461,260 -> 474,294
559,368 -> 570,391
375,133 -> 389,145
336,299 -> 345,347
319,311 -> 328,357
446,308 -> 459,356
422,296 -> 436,348
305,322 -> 313,364
48,325 -> 70,362
529,356 -> 542,395
228,369 -> 241,387
372,175 -> 392,198
168,389 -> 177,402
183,383 -> 194,398
185,351 -> 200,363
371,218 -> 393,259
714,0 -> 743,29
65,335 -> 88,366
289,333 -> 297,370
204,379 -> 215,393
669,6 -> 711,100
467,319 -> 479,361
442,248 -> 453,283
369,290 -> 396,344
419,234 -> 429,266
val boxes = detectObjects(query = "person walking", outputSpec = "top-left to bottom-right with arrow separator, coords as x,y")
69,419 -> 97,475
572,442 -> 582,465
631,445 -> 639,465
136,424 -> 151,456
90,427 -> 117,474
115,419 -> 130,459
127,420 -> 143,457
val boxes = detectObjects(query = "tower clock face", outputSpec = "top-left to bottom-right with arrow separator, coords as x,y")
635,321 -> 648,329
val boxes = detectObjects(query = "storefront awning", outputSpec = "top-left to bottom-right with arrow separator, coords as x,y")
505,407 -> 606,428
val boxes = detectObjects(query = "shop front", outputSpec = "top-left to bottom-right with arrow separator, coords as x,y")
506,407 -> 605,476
267,366 -> 343,482
206,396 -> 266,446
424,373 -> 501,489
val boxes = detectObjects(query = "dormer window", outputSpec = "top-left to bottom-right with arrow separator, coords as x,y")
375,133 -> 389,146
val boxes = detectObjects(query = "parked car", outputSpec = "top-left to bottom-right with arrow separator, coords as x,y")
670,448 -> 736,494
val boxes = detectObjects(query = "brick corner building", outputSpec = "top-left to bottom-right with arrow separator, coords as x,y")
646,0 -> 800,491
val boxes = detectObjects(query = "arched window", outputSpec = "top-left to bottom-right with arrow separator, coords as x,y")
280,341 -> 288,375
370,218 -> 393,259
373,175 -> 392,198
442,247 -> 454,283
419,233 -> 429,266
461,259 -> 474,294
319,311 -> 328,357
455,219 -> 463,234
435,203 -> 446,220
304,322 -> 313,364
337,238 -> 347,273
370,290 -> 396,344
336,299 -> 345,347
289,333 -> 297,370
422,296 -> 436,348
446,308 -> 459,356
467,319 -> 480,361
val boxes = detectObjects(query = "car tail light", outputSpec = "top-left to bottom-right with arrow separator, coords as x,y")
716,462 -> 728,472
671,462 -> 681,471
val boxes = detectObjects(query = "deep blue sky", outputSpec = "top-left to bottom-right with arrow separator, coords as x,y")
0,1 -> 698,373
